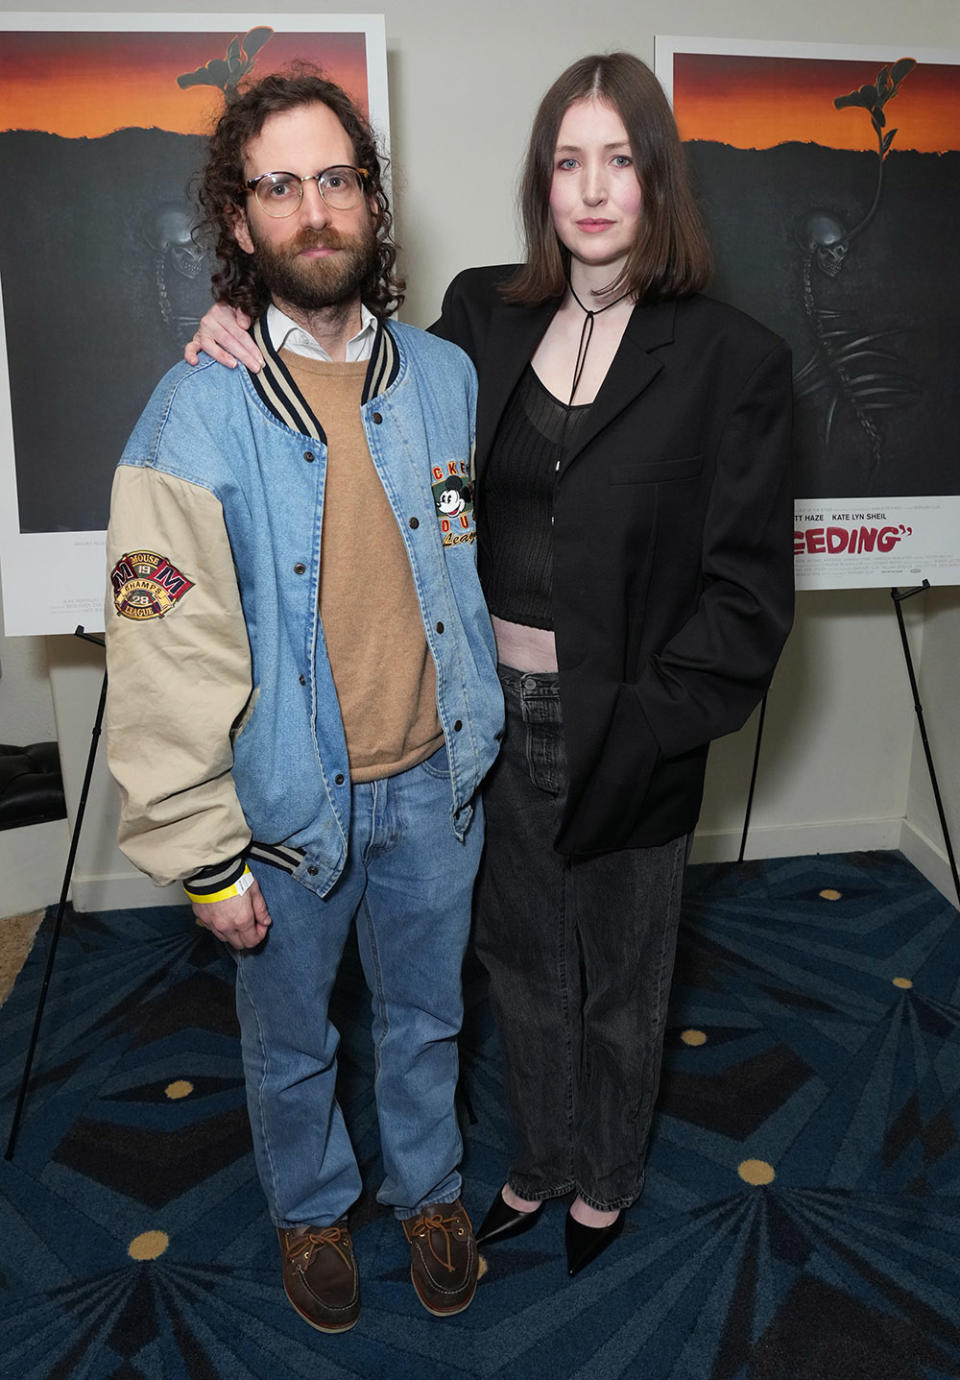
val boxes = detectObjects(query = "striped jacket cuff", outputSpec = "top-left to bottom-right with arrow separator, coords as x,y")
185,841 -> 307,896
184,855 -> 247,897
248,840 -> 304,876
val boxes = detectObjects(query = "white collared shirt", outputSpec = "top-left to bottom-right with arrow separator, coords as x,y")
267,302 -> 377,363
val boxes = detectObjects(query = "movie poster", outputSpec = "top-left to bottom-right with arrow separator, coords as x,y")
0,14 -> 388,635
656,38 -> 960,590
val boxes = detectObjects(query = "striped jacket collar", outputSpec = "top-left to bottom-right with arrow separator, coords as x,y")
248,309 -> 400,443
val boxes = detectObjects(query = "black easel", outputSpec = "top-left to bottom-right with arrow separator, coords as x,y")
738,690 -> 768,863
891,582 -> 960,907
738,586 -> 959,904
4,627 -> 106,1161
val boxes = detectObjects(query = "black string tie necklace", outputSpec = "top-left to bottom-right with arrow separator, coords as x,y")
566,279 -> 631,406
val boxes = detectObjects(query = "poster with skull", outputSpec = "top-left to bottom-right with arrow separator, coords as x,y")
0,15 -> 388,635
656,38 -> 960,590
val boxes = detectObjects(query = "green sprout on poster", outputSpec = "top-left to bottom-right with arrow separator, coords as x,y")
177,27 -> 274,94
833,56 -> 916,233
142,26 -> 274,348
834,57 -> 916,158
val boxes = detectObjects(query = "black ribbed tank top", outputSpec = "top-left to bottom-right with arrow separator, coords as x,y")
478,365 -> 592,630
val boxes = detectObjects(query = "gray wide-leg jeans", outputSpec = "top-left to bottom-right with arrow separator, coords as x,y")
475,665 -> 687,1211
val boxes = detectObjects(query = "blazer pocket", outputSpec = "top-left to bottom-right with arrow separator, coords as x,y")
609,454 -> 703,485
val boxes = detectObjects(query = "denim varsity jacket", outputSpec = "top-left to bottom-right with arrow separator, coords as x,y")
104,314 -> 502,898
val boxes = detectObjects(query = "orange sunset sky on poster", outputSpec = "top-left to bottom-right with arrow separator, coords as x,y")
673,54 -> 960,153
0,29 -> 369,138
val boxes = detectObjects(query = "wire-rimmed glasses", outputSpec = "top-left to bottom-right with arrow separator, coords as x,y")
244,165 -> 369,218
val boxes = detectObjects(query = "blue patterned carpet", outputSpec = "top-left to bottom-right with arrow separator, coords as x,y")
2,850 -> 959,1378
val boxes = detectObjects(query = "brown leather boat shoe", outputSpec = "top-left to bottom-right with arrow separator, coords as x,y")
277,1218 -> 360,1333
402,1198 -> 477,1316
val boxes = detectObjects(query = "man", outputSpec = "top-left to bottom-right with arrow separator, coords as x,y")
104,71 -> 502,1332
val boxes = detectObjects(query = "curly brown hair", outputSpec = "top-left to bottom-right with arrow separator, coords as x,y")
197,67 -> 404,319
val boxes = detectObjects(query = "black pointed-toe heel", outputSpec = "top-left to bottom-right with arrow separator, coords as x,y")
476,1189 -> 544,1246
564,1210 -> 623,1277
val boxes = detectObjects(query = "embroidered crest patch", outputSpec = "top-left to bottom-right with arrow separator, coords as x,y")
431,460 -> 476,547
111,551 -> 194,620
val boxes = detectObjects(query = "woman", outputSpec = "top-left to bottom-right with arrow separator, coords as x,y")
188,52 -> 794,1276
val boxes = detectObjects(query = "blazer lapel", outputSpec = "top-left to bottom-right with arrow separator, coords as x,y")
475,297 -> 557,475
561,298 -> 678,473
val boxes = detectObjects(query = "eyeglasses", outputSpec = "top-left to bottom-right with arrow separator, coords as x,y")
244,165 -> 369,218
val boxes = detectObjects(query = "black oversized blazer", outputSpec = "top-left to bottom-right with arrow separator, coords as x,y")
432,265 -> 795,857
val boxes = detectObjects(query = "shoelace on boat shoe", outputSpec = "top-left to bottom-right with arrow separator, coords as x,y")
409,1209 -> 467,1272
285,1225 -> 352,1272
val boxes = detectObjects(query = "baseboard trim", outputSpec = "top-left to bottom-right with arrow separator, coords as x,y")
690,817 -> 903,865
897,819 -> 960,907
71,873 -> 187,914
0,818 -> 69,916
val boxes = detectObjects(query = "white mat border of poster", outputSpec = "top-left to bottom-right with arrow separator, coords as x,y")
793,495 -> 960,591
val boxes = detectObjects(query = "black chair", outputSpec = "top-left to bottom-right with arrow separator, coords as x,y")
0,742 -> 67,832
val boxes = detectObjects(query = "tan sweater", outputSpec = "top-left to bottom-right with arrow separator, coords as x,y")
283,351 -> 443,781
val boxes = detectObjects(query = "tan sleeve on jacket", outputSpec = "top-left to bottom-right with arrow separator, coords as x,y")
104,465 -> 253,887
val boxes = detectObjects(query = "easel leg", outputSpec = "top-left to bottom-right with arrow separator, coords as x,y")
738,691 -> 768,863
4,631 -> 106,1160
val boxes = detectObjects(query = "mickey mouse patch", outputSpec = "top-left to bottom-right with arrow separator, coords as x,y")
431,460 -> 476,547
111,551 -> 194,620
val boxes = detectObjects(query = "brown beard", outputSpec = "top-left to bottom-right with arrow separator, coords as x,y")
250,220 -> 378,312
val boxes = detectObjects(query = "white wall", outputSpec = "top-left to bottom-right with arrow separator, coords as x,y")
901,587 -> 960,904
0,567 -> 56,744
694,589 -> 922,861
0,567 -> 62,916
0,563 -> 64,917
2,0 -> 958,910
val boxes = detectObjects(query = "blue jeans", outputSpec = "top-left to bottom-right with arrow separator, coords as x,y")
475,667 -> 687,1211
238,745 -> 482,1228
